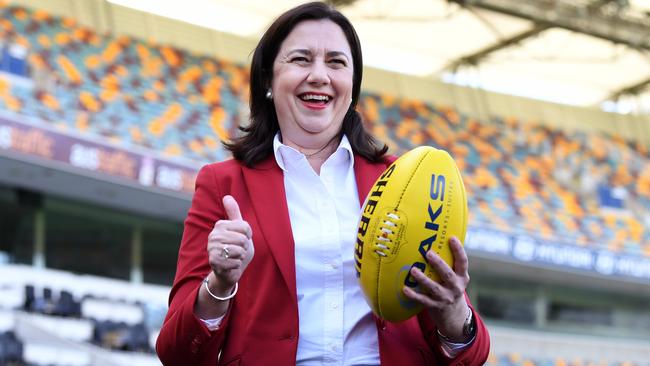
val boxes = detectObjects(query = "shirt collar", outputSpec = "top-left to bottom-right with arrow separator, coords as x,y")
273,132 -> 354,172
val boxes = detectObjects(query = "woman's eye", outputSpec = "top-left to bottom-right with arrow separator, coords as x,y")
291,56 -> 309,63
329,59 -> 347,66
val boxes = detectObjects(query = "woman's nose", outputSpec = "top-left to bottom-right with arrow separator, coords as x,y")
306,61 -> 330,85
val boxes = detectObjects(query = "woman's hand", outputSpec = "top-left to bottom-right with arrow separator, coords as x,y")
402,236 -> 471,342
206,195 -> 255,296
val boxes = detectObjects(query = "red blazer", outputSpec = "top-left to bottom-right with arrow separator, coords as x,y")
156,154 -> 490,366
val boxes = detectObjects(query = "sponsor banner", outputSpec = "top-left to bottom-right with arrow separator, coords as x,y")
0,116 -> 198,195
466,226 -> 650,280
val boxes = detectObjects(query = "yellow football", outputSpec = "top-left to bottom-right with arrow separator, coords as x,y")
354,146 -> 468,322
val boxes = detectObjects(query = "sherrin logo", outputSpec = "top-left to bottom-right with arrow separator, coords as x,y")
355,164 -> 396,278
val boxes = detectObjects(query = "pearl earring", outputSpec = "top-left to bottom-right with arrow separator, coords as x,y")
266,89 -> 273,99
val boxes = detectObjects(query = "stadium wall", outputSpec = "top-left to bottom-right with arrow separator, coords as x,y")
9,0 -> 650,145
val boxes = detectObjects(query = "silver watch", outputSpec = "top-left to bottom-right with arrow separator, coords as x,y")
462,307 -> 476,338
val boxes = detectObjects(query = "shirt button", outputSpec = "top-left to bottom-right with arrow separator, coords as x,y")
331,302 -> 339,309
330,262 -> 338,269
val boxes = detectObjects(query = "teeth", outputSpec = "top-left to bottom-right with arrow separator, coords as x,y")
300,94 -> 329,101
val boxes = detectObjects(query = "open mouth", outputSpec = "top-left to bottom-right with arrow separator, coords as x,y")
298,93 -> 332,105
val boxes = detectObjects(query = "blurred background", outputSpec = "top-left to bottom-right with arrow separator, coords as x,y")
1,0 -> 649,365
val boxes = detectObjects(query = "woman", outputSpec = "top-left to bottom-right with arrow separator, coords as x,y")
156,2 -> 489,365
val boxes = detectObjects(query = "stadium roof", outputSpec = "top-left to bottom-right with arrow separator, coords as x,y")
103,0 -> 650,116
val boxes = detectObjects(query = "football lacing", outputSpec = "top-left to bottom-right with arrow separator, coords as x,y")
374,212 -> 400,257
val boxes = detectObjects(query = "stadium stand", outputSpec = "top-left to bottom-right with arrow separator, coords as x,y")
0,264 -> 165,365
0,3 -> 244,163
2,0 -> 649,257
0,310 -> 24,365
1,1 -> 650,365
358,95 -> 650,257
487,353 -> 641,366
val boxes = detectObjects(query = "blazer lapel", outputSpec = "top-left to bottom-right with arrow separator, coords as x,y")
241,157 -> 297,300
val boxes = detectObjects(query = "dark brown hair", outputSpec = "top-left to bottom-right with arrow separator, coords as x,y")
224,1 -> 387,166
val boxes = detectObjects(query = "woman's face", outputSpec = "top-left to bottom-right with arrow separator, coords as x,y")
271,19 -> 353,150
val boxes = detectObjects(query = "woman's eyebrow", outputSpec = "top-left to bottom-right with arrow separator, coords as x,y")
287,48 -> 312,56
327,51 -> 350,60
287,49 -> 350,60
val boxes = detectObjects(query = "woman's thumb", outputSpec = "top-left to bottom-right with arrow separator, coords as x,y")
222,195 -> 243,220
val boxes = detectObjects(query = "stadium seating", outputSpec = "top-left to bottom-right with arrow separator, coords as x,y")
358,95 -> 650,256
487,352 -> 641,366
0,330 -> 24,365
2,2 -> 650,257
0,265 -> 166,364
16,268 -> 650,366
2,0 -> 649,257
0,3 -> 243,163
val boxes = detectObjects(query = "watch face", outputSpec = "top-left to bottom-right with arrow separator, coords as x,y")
463,313 -> 476,338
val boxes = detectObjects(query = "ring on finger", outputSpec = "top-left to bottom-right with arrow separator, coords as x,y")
221,245 -> 230,259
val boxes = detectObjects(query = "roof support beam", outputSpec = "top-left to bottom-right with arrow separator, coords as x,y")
606,76 -> 650,101
441,24 -> 551,73
449,0 -> 650,51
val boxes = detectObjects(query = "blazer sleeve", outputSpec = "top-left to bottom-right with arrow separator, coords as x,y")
417,295 -> 490,366
156,164 -> 232,365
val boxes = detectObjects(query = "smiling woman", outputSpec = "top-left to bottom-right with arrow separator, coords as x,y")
155,2 -> 489,365
270,19 -> 354,172
223,2 -> 387,170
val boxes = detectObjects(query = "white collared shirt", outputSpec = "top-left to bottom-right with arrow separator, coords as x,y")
273,133 -> 380,366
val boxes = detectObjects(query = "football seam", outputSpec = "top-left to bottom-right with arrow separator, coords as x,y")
395,148 -> 430,210
454,161 -> 468,241
375,148 -> 431,318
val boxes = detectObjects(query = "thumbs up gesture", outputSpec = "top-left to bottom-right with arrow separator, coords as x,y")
206,195 -> 255,295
